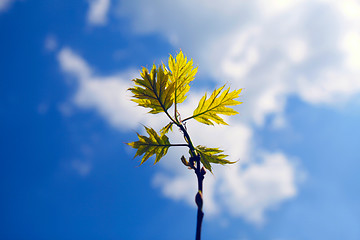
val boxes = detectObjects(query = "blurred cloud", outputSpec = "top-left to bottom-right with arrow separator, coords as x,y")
116,0 -> 360,124
57,47 -> 147,130
218,152 -> 297,223
153,115 -> 299,224
87,0 -> 110,26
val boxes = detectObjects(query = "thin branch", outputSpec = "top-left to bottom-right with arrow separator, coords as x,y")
191,155 -> 205,240
135,143 -> 189,147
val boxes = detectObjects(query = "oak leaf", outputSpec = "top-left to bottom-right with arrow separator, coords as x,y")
129,64 -> 174,114
190,85 -> 242,125
127,126 -> 172,165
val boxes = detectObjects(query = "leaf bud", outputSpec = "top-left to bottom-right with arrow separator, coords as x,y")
181,155 -> 189,166
195,191 -> 203,209
200,167 -> 206,176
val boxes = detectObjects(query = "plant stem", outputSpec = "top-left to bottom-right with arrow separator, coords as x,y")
166,110 -> 205,240
193,155 -> 204,240
178,124 -> 204,240
178,124 -> 196,156
169,143 -> 191,147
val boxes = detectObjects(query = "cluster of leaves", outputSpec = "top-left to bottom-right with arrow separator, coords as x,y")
127,51 -> 242,172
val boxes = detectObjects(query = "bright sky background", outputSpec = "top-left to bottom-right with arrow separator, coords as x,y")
1,0 -> 360,239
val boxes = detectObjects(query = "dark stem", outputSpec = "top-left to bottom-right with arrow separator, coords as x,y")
178,124 -> 196,156
177,123 -> 205,240
191,155 -> 205,240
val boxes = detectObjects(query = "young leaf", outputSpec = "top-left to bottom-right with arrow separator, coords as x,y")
127,126 -> 172,165
188,85 -> 242,125
129,64 -> 175,114
160,122 -> 173,136
196,145 -> 235,172
181,155 -> 191,168
168,51 -> 198,105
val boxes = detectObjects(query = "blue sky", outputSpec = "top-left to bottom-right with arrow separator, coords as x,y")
1,0 -> 360,239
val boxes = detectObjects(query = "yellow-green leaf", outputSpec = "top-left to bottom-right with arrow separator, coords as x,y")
190,85 -> 242,125
196,145 -> 235,172
129,64 -> 175,114
168,50 -> 198,105
127,126 -> 172,165
160,122 -> 173,136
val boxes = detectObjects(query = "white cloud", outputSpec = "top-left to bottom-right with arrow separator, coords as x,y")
58,48 -> 91,79
152,119 -> 299,224
152,108 -> 254,216
341,31 -> 360,70
285,38 -> 309,64
116,0 -> 360,125
218,152 -> 297,223
57,47 -> 147,130
87,0 -> 110,26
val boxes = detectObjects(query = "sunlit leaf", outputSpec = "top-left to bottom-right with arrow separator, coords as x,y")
128,50 -> 243,176
168,50 -> 198,105
129,64 -> 175,114
196,145 -> 235,172
190,85 -> 242,125
160,122 -> 173,136
127,126 -> 172,165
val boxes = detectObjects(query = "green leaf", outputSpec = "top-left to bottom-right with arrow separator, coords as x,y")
196,145 -> 235,172
127,126 -> 172,165
160,122 -> 173,136
190,85 -> 242,125
168,50 -> 198,105
129,64 -> 175,114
